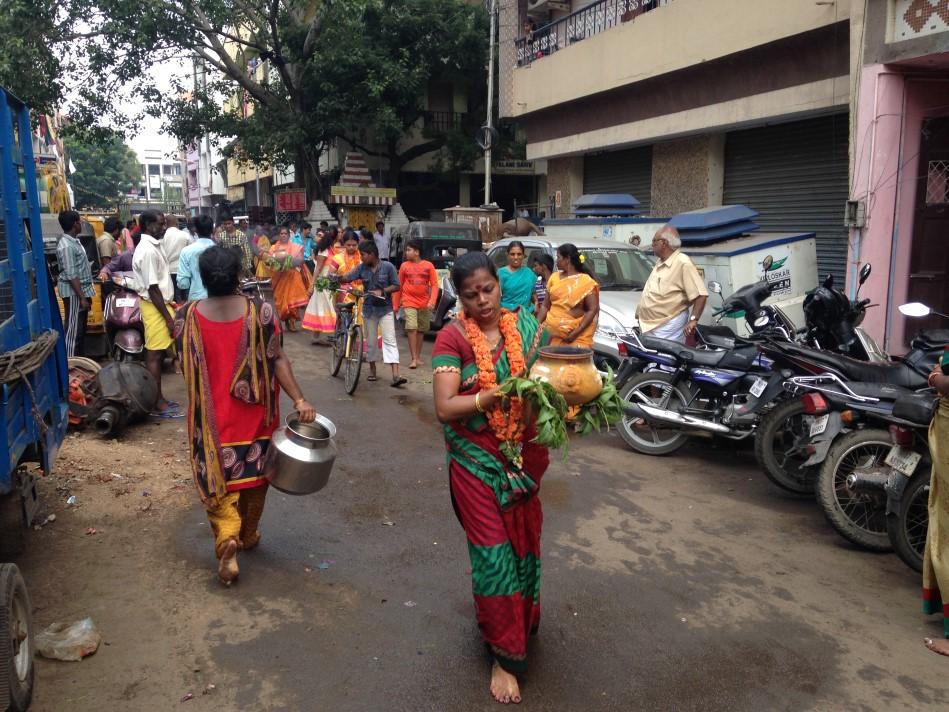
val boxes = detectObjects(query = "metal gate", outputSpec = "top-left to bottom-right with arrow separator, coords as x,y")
582,146 -> 653,214
724,114 -> 849,285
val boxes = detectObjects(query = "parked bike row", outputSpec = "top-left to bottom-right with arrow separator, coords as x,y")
608,266 -> 947,574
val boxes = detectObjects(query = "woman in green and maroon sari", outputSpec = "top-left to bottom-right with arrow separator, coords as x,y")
432,252 -> 549,705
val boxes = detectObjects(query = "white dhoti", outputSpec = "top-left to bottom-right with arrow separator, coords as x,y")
645,310 -> 689,343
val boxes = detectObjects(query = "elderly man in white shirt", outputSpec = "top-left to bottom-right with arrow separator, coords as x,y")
133,210 -> 179,417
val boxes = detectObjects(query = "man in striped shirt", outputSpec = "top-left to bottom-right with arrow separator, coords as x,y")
56,210 -> 95,357
217,214 -> 253,274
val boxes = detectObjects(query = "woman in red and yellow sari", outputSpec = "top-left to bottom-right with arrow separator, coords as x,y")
432,252 -> 549,705
268,226 -> 310,331
330,229 -> 363,304
174,245 -> 316,584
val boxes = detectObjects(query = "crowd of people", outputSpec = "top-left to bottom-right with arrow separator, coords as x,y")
55,210 -> 778,704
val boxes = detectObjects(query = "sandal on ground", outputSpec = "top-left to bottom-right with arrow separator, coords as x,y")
390,377 -> 408,388
149,407 -> 184,419
367,374 -> 378,382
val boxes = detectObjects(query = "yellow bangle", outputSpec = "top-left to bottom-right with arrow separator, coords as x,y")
475,392 -> 484,413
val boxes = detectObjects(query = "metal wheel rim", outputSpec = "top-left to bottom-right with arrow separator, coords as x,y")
833,440 -> 891,535
621,378 -> 688,448
904,482 -> 930,558
11,585 -> 30,681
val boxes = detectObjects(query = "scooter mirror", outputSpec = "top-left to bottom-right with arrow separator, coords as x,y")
898,302 -> 932,317
859,263 -> 872,284
707,281 -> 722,294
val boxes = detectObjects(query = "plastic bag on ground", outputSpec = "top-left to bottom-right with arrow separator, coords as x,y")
35,618 -> 101,661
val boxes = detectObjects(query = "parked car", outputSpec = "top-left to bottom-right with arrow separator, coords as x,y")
487,236 -> 654,368
389,221 -> 484,330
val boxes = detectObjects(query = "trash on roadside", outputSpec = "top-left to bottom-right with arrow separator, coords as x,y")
181,692 -> 194,702
66,495 -> 77,506
317,560 -> 334,571
35,618 -> 101,661
381,518 -> 395,526
202,684 -> 216,695
85,527 -> 98,535
404,600 -> 417,607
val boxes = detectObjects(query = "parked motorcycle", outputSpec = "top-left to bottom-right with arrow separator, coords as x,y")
614,269 -> 883,457
754,308 -> 945,495
103,276 -> 144,362
773,373 -> 934,550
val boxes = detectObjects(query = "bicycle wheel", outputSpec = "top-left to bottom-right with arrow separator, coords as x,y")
330,314 -> 347,377
344,324 -> 364,395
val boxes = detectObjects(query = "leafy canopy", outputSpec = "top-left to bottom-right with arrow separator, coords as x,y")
0,0 -> 489,193
67,132 -> 141,209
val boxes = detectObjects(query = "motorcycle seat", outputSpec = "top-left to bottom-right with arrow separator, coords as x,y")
640,334 -> 759,369
892,392 -> 938,426
777,341 -> 928,389
695,324 -> 738,350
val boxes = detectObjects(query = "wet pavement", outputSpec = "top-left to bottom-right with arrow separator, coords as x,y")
23,329 -> 949,711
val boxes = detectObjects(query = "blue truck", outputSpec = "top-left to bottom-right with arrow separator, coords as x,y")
0,88 -> 70,711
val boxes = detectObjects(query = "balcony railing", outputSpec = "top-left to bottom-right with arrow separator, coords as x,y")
422,111 -> 467,133
515,0 -> 671,67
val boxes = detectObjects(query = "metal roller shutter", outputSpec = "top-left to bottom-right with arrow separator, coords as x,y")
724,114 -> 849,285
583,146 -> 653,214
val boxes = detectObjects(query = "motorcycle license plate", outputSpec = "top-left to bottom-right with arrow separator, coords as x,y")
885,446 -> 922,477
749,377 -> 767,398
809,414 -> 829,437
115,297 -> 136,308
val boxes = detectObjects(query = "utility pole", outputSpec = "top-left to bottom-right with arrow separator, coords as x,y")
483,0 -> 497,206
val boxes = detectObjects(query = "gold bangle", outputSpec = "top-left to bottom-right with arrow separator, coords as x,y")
475,392 -> 484,413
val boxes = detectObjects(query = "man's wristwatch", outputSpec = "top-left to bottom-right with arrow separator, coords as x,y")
689,316 -> 698,322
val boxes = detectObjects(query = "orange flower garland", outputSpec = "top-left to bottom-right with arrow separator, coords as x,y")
461,309 -> 527,465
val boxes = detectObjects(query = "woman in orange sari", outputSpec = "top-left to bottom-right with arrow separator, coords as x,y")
536,243 -> 599,347
268,226 -> 309,332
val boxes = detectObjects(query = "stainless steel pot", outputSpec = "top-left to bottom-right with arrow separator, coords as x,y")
264,414 -> 337,495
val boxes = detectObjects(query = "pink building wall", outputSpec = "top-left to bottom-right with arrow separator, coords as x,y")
849,65 -> 949,351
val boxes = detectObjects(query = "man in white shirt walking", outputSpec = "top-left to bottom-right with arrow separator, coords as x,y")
133,210 -> 179,417
373,221 -> 390,261
163,215 -> 191,302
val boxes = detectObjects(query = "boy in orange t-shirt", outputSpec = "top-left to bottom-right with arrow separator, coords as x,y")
394,239 -> 439,368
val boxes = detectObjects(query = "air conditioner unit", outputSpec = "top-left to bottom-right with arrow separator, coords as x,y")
527,0 -> 570,16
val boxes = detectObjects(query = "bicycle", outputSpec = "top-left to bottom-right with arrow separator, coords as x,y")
330,288 -> 365,395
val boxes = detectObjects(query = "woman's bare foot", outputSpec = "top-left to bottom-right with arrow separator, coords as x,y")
218,539 -> 239,585
925,637 -> 949,656
490,662 -> 521,704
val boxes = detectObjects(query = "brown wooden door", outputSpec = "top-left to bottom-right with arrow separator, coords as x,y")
908,117 -> 949,333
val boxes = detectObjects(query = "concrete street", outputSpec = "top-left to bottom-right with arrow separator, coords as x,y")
18,330 -> 949,711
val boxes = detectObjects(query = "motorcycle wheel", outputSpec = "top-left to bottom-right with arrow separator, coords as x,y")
617,372 -> 692,456
815,429 -> 892,551
753,398 -> 816,495
887,465 -> 931,573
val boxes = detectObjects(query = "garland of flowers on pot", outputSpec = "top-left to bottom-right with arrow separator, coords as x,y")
461,309 -> 527,467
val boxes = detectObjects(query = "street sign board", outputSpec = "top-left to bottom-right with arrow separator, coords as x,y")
275,190 -> 307,212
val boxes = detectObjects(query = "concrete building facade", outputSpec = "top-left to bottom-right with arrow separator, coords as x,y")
503,0 -> 852,283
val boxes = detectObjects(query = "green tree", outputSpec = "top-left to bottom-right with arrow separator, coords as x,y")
0,0 -> 488,197
0,0 -> 64,115
67,133 -> 141,209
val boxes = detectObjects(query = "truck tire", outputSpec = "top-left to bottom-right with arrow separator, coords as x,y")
887,465 -> 931,573
617,372 -> 692,456
753,398 -> 816,496
0,564 -> 34,712
0,494 -> 24,559
815,429 -> 893,552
